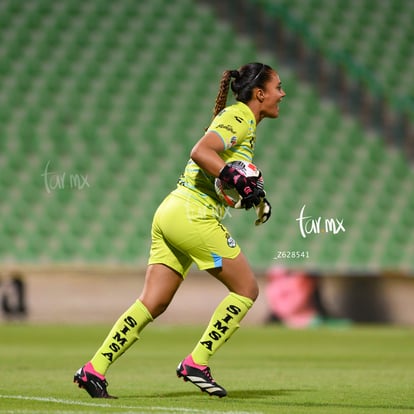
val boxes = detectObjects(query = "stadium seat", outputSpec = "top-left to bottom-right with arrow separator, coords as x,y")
0,0 -> 413,272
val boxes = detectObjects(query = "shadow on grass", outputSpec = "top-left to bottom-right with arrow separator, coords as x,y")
123,389 -> 414,411
227,389 -> 306,399
130,388 -> 305,399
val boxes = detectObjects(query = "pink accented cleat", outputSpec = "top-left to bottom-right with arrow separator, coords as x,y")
176,355 -> 227,397
73,362 -> 117,399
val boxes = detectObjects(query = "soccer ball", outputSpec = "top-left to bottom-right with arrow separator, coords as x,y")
214,160 -> 263,208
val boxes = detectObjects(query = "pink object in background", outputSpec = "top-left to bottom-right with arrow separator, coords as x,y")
265,267 -> 318,328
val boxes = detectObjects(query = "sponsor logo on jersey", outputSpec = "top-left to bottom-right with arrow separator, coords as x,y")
216,123 -> 236,134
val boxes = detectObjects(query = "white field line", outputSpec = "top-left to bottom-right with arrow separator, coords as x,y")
0,394 -> 262,414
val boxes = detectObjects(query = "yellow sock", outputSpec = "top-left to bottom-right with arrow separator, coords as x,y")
90,300 -> 153,375
191,292 -> 253,366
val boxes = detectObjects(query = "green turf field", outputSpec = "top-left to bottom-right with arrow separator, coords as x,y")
0,324 -> 413,413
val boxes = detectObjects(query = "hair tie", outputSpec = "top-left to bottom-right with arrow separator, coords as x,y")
230,70 -> 240,80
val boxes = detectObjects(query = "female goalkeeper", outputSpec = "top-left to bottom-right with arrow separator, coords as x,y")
74,62 -> 286,398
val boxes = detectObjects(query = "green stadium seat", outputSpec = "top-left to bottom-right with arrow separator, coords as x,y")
0,0 -> 413,271
258,0 -> 414,120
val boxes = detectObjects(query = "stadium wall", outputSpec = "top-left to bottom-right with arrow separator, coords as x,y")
0,265 -> 413,326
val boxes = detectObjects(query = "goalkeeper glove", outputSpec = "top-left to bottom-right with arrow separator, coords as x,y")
219,164 -> 265,210
255,197 -> 272,225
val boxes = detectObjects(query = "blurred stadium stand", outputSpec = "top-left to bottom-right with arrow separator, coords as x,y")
228,0 -> 414,153
0,0 -> 413,276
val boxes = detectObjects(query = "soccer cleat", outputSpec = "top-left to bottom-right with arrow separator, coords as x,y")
176,355 -> 227,397
73,362 -> 117,399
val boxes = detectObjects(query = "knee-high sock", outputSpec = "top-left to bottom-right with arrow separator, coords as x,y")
191,292 -> 253,366
90,300 -> 153,375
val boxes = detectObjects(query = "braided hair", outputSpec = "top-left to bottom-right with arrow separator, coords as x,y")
212,62 -> 273,117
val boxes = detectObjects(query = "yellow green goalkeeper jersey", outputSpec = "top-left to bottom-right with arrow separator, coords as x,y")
173,101 -> 257,219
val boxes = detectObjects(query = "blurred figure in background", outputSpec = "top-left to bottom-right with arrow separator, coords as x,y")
265,266 -> 351,328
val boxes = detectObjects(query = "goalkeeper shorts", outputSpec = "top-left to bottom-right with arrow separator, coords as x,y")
148,192 -> 240,277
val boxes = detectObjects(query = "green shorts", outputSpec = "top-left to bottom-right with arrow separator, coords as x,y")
148,192 -> 240,277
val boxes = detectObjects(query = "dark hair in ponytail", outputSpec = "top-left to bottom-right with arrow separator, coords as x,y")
212,62 -> 273,117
